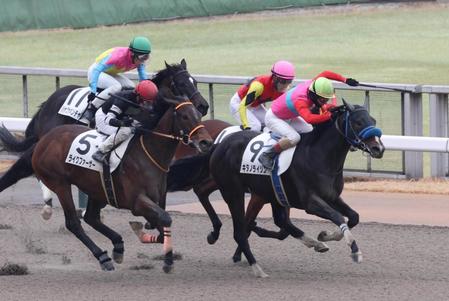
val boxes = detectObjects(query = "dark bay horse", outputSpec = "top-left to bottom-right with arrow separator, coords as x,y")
31,96 -> 212,272
164,119 -> 276,246
166,120 -> 297,247
0,59 -> 208,214
185,101 -> 384,277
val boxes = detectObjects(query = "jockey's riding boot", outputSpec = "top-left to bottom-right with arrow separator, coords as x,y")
258,145 -> 281,170
83,103 -> 97,124
258,138 -> 295,170
92,150 -> 108,164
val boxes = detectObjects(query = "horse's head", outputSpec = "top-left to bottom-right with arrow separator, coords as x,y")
161,96 -> 213,153
332,99 -> 385,159
152,59 -> 209,116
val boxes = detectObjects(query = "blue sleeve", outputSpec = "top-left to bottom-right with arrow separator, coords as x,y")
89,56 -> 112,93
137,64 -> 148,81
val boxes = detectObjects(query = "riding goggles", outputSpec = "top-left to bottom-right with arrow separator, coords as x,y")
276,77 -> 293,85
136,53 -> 150,61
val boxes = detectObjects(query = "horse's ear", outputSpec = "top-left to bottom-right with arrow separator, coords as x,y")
165,61 -> 171,70
180,58 -> 187,69
342,98 -> 354,112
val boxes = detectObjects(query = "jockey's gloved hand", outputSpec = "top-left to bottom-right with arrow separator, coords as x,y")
87,92 -> 96,102
121,116 -> 134,127
321,103 -> 335,112
109,118 -> 122,127
345,78 -> 359,86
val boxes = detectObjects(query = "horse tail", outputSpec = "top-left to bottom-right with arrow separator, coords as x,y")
0,120 -> 38,153
0,101 -> 43,153
167,146 -> 215,192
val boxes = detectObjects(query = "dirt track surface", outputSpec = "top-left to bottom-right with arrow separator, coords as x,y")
1,205 -> 448,301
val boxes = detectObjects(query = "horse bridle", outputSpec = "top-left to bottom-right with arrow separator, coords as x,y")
170,70 -> 201,100
335,108 -> 382,155
139,101 -> 205,172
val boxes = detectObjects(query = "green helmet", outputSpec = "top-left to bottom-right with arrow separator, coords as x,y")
309,77 -> 334,99
129,36 -> 151,54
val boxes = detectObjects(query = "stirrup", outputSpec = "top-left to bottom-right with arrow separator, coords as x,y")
92,151 -> 107,164
82,105 -> 96,123
259,152 -> 275,170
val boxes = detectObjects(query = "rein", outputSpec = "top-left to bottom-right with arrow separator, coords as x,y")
335,109 -> 382,155
139,101 -> 204,172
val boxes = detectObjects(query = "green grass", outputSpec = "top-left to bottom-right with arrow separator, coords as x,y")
0,3 -> 447,174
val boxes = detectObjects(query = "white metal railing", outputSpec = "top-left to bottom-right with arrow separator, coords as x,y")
1,66 -> 449,178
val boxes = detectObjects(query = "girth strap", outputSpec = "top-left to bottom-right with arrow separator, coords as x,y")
99,153 -> 119,208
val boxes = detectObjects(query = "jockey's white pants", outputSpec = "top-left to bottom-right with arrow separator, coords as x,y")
264,109 -> 313,145
95,109 -> 133,153
229,92 -> 267,132
88,63 -> 135,108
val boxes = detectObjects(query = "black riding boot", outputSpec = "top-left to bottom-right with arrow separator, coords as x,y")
83,103 -> 97,124
92,150 -> 107,164
258,146 -> 279,170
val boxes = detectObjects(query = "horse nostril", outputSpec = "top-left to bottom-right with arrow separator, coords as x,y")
372,145 -> 384,158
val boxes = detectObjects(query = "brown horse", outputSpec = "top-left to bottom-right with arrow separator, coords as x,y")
31,96 -> 212,272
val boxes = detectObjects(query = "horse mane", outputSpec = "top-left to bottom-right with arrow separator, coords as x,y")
151,63 -> 184,86
299,120 -> 334,147
299,104 -> 365,147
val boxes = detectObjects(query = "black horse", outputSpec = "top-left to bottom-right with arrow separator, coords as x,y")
0,59 -> 208,204
176,101 -> 385,277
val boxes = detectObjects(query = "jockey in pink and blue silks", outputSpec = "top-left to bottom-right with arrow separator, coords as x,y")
83,36 -> 151,122
258,70 -> 360,170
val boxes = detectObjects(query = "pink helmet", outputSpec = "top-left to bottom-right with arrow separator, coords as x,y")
271,60 -> 295,80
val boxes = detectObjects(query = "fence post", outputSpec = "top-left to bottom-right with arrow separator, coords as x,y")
402,92 -> 423,178
429,93 -> 449,177
208,83 -> 214,119
22,75 -> 28,117
365,90 -> 372,172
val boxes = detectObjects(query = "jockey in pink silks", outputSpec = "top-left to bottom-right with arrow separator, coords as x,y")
258,70 -> 359,170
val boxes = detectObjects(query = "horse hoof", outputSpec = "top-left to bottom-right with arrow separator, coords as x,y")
41,205 -> 53,220
232,255 -> 242,263
314,242 -> 329,253
112,252 -> 124,264
100,260 -> 115,271
163,264 -> 173,273
251,263 -> 268,278
317,230 -> 330,242
351,251 -> 363,263
207,232 -> 218,245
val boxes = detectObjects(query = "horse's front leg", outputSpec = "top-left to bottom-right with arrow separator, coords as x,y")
132,193 -> 174,273
306,194 -> 362,263
83,198 -> 124,264
271,202 -> 329,253
318,196 -> 359,242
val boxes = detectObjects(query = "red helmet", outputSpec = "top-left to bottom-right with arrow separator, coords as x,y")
135,80 -> 158,103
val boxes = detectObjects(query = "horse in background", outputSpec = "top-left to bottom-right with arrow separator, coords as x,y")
31,95 -> 212,272
0,59 -> 209,218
